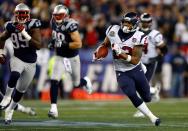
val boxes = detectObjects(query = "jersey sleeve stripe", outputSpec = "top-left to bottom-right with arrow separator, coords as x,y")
106,25 -> 113,35
28,19 -> 37,29
65,20 -> 78,30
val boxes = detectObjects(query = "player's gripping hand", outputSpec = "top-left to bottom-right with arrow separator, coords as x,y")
15,24 -> 31,41
111,43 -> 122,55
48,39 -> 55,49
92,51 -> 104,62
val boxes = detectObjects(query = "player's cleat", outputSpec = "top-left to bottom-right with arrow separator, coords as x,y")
0,96 -> 11,110
48,110 -> 58,119
154,118 -> 161,126
4,109 -> 14,125
83,77 -> 93,94
133,110 -> 145,118
4,120 -> 12,125
152,83 -> 161,102
21,107 -> 36,116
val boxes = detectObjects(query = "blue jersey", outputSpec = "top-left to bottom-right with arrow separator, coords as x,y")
4,19 -> 41,63
51,18 -> 79,58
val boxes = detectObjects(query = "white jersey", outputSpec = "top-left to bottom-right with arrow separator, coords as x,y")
141,29 -> 164,64
106,25 -> 144,72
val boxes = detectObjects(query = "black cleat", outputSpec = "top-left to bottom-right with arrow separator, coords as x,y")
155,118 -> 161,126
4,120 -> 12,125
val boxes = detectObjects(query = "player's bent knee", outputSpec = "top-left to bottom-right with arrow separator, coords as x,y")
8,71 -> 21,88
143,95 -> 151,102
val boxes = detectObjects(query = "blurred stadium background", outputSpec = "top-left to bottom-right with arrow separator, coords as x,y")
0,0 -> 188,130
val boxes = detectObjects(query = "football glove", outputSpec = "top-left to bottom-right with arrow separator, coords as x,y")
111,43 -> 122,55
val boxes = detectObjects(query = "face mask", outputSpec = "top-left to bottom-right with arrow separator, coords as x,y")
122,25 -> 130,33
55,19 -> 63,25
141,27 -> 150,32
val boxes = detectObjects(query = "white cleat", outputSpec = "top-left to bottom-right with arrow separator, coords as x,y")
83,77 -> 93,94
133,110 -> 145,118
48,110 -> 58,119
21,107 -> 36,116
4,109 -> 14,125
152,83 -> 161,102
0,96 -> 11,110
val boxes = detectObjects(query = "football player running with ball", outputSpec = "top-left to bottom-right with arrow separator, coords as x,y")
48,5 -> 93,119
93,12 -> 161,126
0,3 -> 41,124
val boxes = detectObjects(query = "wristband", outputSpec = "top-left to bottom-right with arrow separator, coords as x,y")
21,28 -> 31,41
126,55 -> 131,62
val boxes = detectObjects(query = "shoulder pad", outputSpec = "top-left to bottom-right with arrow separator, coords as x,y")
105,25 -> 120,36
4,21 -> 15,32
28,19 -> 41,29
65,18 -> 78,33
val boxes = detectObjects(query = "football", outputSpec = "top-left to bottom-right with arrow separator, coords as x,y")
96,45 -> 108,59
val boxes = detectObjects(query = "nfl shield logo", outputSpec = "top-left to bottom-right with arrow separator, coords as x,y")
132,38 -> 137,43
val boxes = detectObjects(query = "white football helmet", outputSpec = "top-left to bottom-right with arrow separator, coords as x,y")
53,4 -> 69,24
14,3 -> 30,24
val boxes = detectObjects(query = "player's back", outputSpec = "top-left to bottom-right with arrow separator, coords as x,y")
4,19 -> 41,63
51,18 -> 79,58
106,25 -> 144,72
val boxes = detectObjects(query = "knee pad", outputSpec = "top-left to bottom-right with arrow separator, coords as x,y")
8,71 -> 21,88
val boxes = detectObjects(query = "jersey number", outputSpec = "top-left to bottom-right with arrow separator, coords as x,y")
11,33 -> 29,49
52,31 -> 65,41
113,46 -> 132,59
143,37 -> 148,54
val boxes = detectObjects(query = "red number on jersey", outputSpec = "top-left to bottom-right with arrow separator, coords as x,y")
113,46 -> 132,59
143,37 -> 148,54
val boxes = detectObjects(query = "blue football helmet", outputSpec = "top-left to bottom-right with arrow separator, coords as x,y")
140,13 -> 152,31
121,12 -> 139,33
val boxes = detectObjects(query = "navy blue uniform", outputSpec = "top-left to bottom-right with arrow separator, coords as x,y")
51,19 -> 79,58
4,19 -> 41,63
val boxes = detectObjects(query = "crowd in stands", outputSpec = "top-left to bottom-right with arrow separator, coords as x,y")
0,0 -> 188,98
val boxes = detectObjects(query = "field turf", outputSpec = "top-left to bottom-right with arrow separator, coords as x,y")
0,98 -> 188,131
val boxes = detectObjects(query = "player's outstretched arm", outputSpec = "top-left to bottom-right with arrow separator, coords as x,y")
69,31 -> 82,49
0,31 -> 10,64
0,31 -> 10,49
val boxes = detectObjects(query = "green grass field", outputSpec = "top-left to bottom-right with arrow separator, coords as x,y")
0,98 -> 188,131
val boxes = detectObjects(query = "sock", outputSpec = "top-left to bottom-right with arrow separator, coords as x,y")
6,99 -> 17,111
50,103 -> 57,111
150,86 -> 156,94
4,86 -> 14,98
13,89 -> 24,103
15,103 -> 25,112
50,80 -> 59,103
137,102 -> 158,123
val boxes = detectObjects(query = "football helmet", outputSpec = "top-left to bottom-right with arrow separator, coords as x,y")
53,4 -> 69,24
140,13 -> 152,31
121,12 -> 139,33
14,3 -> 30,24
